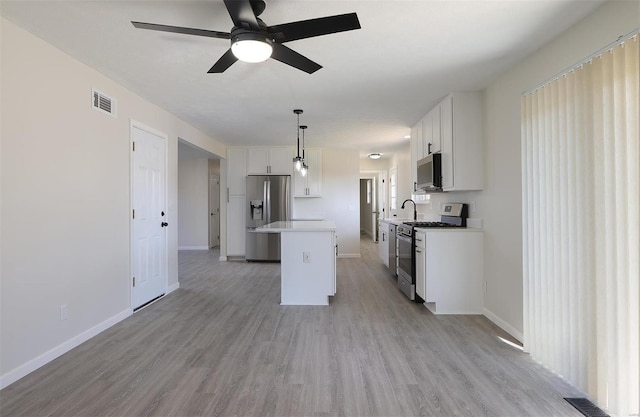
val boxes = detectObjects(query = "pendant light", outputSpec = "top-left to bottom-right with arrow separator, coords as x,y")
300,125 -> 308,177
292,109 -> 303,171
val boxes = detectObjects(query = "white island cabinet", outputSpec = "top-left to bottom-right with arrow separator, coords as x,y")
255,221 -> 337,305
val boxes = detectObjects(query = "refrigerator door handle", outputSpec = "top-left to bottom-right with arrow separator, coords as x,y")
265,179 -> 271,223
263,179 -> 267,223
285,177 -> 291,221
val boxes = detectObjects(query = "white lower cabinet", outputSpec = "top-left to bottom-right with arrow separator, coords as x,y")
415,231 -> 426,299
415,229 -> 483,314
378,220 -> 390,266
227,194 -> 246,256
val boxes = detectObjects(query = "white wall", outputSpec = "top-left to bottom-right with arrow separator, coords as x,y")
389,143 -> 412,219
293,149 -> 360,257
178,157 -> 210,249
0,18 -> 226,386
472,0 -> 639,340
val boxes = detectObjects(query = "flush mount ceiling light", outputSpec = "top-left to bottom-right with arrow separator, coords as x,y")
404,135 -> 411,139
368,153 -> 382,159
231,31 -> 273,63
292,109 -> 304,171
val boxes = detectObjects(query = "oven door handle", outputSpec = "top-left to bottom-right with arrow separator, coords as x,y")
397,235 -> 412,244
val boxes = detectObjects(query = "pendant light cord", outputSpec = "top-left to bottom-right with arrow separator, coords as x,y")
296,112 -> 301,158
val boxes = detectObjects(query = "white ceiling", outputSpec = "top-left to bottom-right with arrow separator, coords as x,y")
1,0 -> 604,159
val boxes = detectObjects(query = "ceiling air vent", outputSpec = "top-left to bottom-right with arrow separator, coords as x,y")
92,89 -> 116,117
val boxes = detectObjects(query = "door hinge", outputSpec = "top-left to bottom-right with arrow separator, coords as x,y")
132,209 -> 135,219
132,141 -> 135,151
133,277 -> 136,287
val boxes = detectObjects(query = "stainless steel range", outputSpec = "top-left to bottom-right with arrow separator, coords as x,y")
395,203 -> 468,301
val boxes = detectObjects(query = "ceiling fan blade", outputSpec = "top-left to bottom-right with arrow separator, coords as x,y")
208,49 -> 238,73
223,0 -> 260,31
268,13 -> 361,43
270,44 -> 321,74
131,21 -> 230,39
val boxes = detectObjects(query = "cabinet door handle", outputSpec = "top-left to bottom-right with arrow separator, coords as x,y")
416,249 -> 423,253
415,238 -> 423,242
428,143 -> 432,154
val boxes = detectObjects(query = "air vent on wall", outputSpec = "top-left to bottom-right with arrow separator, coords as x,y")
92,89 -> 116,117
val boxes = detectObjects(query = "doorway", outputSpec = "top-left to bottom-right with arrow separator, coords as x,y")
131,122 -> 168,310
360,170 -> 387,242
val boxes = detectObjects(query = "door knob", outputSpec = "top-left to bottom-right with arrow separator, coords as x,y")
161,222 -> 169,227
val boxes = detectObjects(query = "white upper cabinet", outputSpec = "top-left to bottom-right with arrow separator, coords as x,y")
227,147 -> 247,195
430,105 -> 441,154
410,92 -> 483,192
440,92 -> 483,191
247,147 -> 293,175
294,148 -> 322,197
421,105 -> 441,157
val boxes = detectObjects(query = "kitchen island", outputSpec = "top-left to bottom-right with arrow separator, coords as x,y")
255,221 -> 337,305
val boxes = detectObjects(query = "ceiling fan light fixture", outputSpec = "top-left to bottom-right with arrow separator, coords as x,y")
368,152 -> 383,160
231,33 -> 272,63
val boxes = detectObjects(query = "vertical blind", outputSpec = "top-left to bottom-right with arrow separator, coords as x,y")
522,34 -> 639,417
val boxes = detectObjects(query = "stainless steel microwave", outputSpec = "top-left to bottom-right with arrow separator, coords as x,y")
417,153 -> 442,190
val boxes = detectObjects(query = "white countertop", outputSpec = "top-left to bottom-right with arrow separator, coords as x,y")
380,217 -> 483,230
255,220 -> 337,232
380,218 -> 413,226
414,227 -> 483,233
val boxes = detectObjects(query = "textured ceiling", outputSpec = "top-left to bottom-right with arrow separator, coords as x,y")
1,0 -> 604,159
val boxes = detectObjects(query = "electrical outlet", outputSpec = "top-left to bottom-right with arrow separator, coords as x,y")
303,251 -> 311,263
60,304 -> 69,321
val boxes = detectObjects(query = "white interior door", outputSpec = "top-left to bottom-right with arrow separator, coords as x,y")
209,173 -> 220,248
131,124 -> 167,310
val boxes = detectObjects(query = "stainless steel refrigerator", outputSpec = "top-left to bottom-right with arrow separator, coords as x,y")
245,175 -> 291,261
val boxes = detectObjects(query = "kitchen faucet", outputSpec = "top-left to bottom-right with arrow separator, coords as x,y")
401,199 -> 417,221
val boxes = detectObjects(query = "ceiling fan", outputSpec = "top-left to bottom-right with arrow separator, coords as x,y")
131,0 -> 361,74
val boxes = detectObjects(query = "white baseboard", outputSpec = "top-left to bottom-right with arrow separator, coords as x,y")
0,308 -> 132,390
483,308 -> 523,343
219,256 -> 228,261
178,246 -> 209,250
167,282 -> 180,294
338,253 -> 361,258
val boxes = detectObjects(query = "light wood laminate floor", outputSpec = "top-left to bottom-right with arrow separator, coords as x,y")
0,237 -> 583,416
